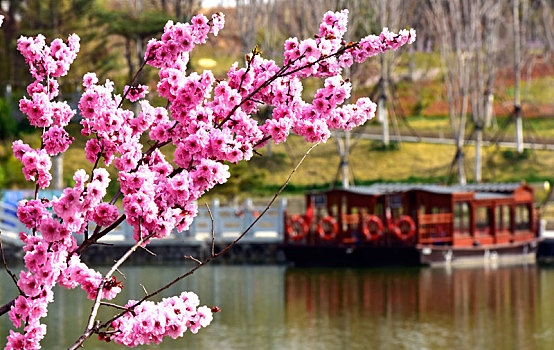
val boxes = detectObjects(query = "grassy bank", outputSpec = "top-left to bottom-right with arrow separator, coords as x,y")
214,135 -> 554,199
1,124 -> 552,196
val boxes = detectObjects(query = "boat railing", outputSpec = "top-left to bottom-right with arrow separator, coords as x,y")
341,213 -> 362,225
417,213 -> 453,245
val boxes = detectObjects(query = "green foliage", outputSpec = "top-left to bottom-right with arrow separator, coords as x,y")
502,149 -> 532,161
412,99 -> 426,116
505,77 -> 554,105
369,140 -> 400,151
209,151 -> 288,199
94,9 -> 172,39
0,98 -> 16,139
0,147 -> 28,189
211,162 -> 269,199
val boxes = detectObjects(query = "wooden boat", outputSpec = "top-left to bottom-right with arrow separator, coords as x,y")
282,183 -> 540,267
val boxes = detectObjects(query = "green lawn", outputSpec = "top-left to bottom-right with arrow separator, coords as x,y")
255,136 -> 554,191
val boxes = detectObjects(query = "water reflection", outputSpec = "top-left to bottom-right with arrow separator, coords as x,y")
1,265 -> 553,350
285,266 -> 552,350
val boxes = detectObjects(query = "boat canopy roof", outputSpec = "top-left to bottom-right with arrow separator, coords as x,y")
333,183 -> 526,197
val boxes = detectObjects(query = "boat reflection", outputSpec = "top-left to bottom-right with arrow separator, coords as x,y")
285,266 -> 549,350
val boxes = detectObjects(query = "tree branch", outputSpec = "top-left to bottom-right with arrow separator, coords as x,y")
95,144 -> 318,335
216,43 -> 355,129
68,231 -> 157,350
0,230 -> 23,295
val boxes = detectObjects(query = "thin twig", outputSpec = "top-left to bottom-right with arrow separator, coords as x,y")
205,203 -> 215,256
139,284 -> 148,296
139,246 -> 156,256
215,144 -> 318,258
74,215 -> 127,256
118,57 -> 152,108
115,268 -> 126,280
100,302 -> 127,311
0,231 -> 23,295
94,242 -> 114,247
237,51 -> 254,93
184,255 -> 202,265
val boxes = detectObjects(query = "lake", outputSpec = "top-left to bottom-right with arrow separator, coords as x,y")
1,264 -> 553,349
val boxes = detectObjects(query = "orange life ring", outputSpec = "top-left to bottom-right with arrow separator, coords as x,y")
361,215 -> 384,241
286,215 -> 308,241
393,215 -> 416,241
318,216 -> 339,241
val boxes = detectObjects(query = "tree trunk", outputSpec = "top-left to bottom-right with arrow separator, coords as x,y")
334,131 -> 350,189
341,131 -> 350,189
456,149 -> 466,185
513,0 -> 524,153
379,0 -> 389,146
474,127 -> 482,183
457,58 -> 469,185
176,0 -> 182,20
125,38 -> 135,83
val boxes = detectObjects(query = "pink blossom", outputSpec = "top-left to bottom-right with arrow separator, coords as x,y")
124,84 -> 149,102
42,126 -> 74,155
17,199 -> 50,229
93,203 -> 119,227
83,72 -> 98,88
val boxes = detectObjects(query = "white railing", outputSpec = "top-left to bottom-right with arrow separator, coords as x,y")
1,199 -> 286,247
0,201 -> 28,247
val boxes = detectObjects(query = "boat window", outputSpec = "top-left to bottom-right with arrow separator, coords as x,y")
475,206 -> 491,234
375,203 -> 383,216
431,206 -> 448,214
330,196 -> 338,218
392,207 -> 404,219
515,204 -> 530,230
454,202 -> 470,233
341,197 -> 348,230
495,205 -> 511,232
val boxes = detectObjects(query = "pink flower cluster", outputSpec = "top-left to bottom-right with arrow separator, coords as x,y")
13,33 -> 78,192
124,84 -> 149,102
12,140 -> 52,189
7,167 -> 122,349
59,256 -> 122,300
6,233 -> 69,348
108,292 -> 213,346
50,168 -> 116,233
42,126 -> 74,155
145,13 -> 224,68
17,34 -> 79,80
19,79 -> 75,128
7,9 -> 415,349
6,233 -> 121,349
352,27 -> 416,63
17,199 -> 50,229
5,324 -> 46,350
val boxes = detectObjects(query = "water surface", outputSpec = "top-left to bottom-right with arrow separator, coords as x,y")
1,265 -> 553,349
